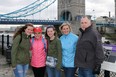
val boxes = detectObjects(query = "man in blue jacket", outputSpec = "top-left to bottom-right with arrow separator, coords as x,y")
74,16 -> 104,77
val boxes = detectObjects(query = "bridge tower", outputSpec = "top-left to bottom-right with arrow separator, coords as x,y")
58,0 -> 85,34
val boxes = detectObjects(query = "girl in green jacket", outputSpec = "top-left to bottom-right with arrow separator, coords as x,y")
11,23 -> 34,77
45,25 -> 62,77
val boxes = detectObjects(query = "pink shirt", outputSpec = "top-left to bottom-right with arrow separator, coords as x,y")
30,37 -> 47,68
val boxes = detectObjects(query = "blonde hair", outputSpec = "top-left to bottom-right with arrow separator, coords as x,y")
59,22 -> 72,32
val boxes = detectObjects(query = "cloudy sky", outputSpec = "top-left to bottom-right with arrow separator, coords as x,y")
0,0 -> 115,20
86,0 -> 115,19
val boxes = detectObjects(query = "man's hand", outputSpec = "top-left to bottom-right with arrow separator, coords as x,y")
93,65 -> 101,75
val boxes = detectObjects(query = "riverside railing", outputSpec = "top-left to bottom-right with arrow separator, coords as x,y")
0,33 -> 13,55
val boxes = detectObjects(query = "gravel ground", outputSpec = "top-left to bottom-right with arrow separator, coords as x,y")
0,54 -> 34,77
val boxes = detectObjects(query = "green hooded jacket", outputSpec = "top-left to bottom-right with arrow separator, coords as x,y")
47,37 -> 62,70
11,32 -> 31,67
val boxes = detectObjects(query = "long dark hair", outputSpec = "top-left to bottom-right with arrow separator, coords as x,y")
45,25 -> 57,39
13,23 -> 33,40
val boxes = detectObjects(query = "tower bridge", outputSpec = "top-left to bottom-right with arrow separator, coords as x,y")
0,0 -> 116,33
0,1 -> 116,76
0,18 -> 64,25
96,23 -> 116,27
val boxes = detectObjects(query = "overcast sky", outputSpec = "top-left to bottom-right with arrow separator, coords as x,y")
0,0 -> 115,20
86,0 -> 115,19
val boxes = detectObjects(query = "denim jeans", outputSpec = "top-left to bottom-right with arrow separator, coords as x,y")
46,66 -> 61,77
63,67 -> 76,77
13,64 -> 29,77
78,67 -> 95,77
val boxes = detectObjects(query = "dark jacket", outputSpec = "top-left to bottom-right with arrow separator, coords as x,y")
74,26 -> 104,69
11,32 -> 31,67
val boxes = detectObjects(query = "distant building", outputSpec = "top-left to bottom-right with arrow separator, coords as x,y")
96,16 -> 116,33
0,26 -> 22,33
96,16 -> 114,23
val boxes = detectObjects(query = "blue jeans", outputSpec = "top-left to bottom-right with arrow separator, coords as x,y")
46,66 -> 61,77
78,67 -> 95,77
63,67 -> 76,77
13,64 -> 29,77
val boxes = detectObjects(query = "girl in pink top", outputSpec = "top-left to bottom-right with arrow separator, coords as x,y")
30,27 -> 47,77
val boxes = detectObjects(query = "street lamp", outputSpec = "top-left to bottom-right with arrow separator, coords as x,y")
92,10 -> 96,21
115,0 -> 116,23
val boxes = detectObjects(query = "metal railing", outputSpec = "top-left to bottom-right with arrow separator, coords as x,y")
0,34 -> 13,55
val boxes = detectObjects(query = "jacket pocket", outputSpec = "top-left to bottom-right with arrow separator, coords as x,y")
85,52 -> 88,62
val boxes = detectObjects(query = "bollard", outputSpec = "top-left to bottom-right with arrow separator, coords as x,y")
7,35 -> 9,47
2,34 -> 4,55
6,46 -> 12,65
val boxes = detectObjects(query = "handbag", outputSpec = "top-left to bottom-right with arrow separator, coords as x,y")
46,56 -> 57,68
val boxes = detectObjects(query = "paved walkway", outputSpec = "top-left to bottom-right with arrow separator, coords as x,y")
0,54 -> 34,77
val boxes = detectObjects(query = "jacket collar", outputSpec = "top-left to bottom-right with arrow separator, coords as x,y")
63,32 -> 72,36
79,25 -> 92,33
22,32 -> 30,39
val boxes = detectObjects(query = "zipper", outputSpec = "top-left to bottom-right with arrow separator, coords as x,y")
85,52 -> 88,62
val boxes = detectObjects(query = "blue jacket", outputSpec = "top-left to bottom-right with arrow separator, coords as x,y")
60,32 -> 78,67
